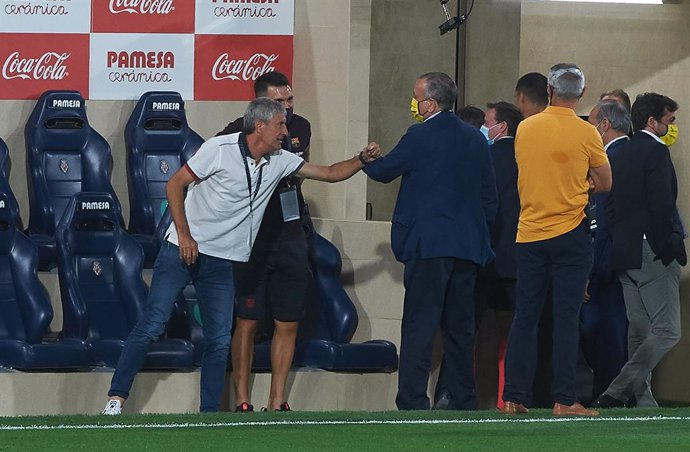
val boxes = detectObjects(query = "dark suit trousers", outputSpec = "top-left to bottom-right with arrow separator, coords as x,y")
503,223 -> 592,406
580,280 -> 628,401
396,254 -> 477,410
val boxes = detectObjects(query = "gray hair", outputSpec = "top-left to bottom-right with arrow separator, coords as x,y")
243,97 -> 285,133
596,99 -> 631,134
419,72 -> 457,111
548,63 -> 585,100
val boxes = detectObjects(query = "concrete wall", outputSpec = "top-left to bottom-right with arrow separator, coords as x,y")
367,0 -> 457,221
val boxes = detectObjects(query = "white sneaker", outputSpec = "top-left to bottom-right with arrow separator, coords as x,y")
102,399 -> 122,416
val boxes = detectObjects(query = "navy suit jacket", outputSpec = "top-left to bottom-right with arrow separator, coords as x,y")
607,132 -> 687,271
364,111 -> 498,265
483,137 -> 519,279
590,137 -> 628,284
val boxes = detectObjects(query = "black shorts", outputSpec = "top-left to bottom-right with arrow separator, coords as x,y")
475,276 -> 516,312
234,236 -> 312,322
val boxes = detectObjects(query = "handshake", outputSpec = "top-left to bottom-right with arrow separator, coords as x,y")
358,142 -> 382,164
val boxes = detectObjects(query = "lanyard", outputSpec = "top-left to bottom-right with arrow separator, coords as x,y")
238,133 -> 263,213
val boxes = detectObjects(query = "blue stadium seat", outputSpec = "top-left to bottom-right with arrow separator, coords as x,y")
55,192 -> 194,369
125,91 -> 203,267
24,90 -> 122,271
293,234 -> 399,372
0,137 -> 21,229
0,191 -> 91,370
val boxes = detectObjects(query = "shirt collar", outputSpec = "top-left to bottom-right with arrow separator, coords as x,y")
639,129 -> 666,145
543,106 -> 577,116
423,110 -> 446,122
604,135 -> 629,151
239,132 -> 270,165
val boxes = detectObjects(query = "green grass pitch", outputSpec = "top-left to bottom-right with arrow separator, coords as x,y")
2,408 -> 690,451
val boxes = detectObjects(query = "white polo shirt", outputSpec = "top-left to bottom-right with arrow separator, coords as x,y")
165,132 -> 304,262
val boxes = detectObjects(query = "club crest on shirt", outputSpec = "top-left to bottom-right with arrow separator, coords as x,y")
92,261 -> 102,276
160,159 -> 169,174
291,136 -> 300,149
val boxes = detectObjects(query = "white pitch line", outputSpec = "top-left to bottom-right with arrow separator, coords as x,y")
2,416 -> 690,431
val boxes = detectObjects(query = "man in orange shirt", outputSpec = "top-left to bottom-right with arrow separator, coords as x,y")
501,63 -> 612,417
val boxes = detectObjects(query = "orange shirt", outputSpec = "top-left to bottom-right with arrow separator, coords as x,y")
515,106 -> 608,243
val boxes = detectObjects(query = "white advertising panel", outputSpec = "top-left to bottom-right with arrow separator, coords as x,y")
0,0 -> 91,33
195,0 -> 294,35
89,33 -> 194,100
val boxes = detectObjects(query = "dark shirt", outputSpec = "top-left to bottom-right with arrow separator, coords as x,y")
217,113 -> 311,241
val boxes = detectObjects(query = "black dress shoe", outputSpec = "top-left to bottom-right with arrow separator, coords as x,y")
593,393 -> 626,409
432,391 -> 455,410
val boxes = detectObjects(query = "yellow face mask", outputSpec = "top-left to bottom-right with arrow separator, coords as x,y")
661,123 -> 679,147
410,98 -> 425,123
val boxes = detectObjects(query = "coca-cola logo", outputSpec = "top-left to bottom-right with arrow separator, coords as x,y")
2,51 -> 69,81
212,53 -> 278,82
109,0 -> 174,15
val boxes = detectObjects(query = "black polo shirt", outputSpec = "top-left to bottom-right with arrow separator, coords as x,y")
217,113 -> 311,241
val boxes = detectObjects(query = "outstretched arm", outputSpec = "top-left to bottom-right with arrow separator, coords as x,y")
297,143 -> 380,182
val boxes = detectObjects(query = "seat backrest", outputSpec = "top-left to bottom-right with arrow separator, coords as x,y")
0,138 -> 21,229
0,136 -> 9,181
125,91 -> 203,235
0,192 -> 52,344
299,234 -> 359,344
56,192 -> 146,342
25,90 -> 122,237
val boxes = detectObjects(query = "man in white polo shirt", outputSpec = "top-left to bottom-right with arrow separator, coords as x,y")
102,97 -> 380,415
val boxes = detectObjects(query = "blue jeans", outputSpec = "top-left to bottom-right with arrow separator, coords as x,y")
108,242 -> 234,412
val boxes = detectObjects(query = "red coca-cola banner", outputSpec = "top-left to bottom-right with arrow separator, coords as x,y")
194,34 -> 293,101
0,33 -> 90,100
92,0 -> 196,34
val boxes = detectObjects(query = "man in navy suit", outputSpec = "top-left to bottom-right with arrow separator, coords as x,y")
473,101 -> 523,409
594,93 -> 686,408
581,99 -> 631,403
364,72 -> 498,410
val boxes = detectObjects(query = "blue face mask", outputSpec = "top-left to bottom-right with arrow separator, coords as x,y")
480,125 -> 494,145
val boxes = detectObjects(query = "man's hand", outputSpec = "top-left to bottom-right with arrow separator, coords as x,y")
361,142 -> 382,162
178,233 -> 199,265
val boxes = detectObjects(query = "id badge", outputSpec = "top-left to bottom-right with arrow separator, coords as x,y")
279,186 -> 301,222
